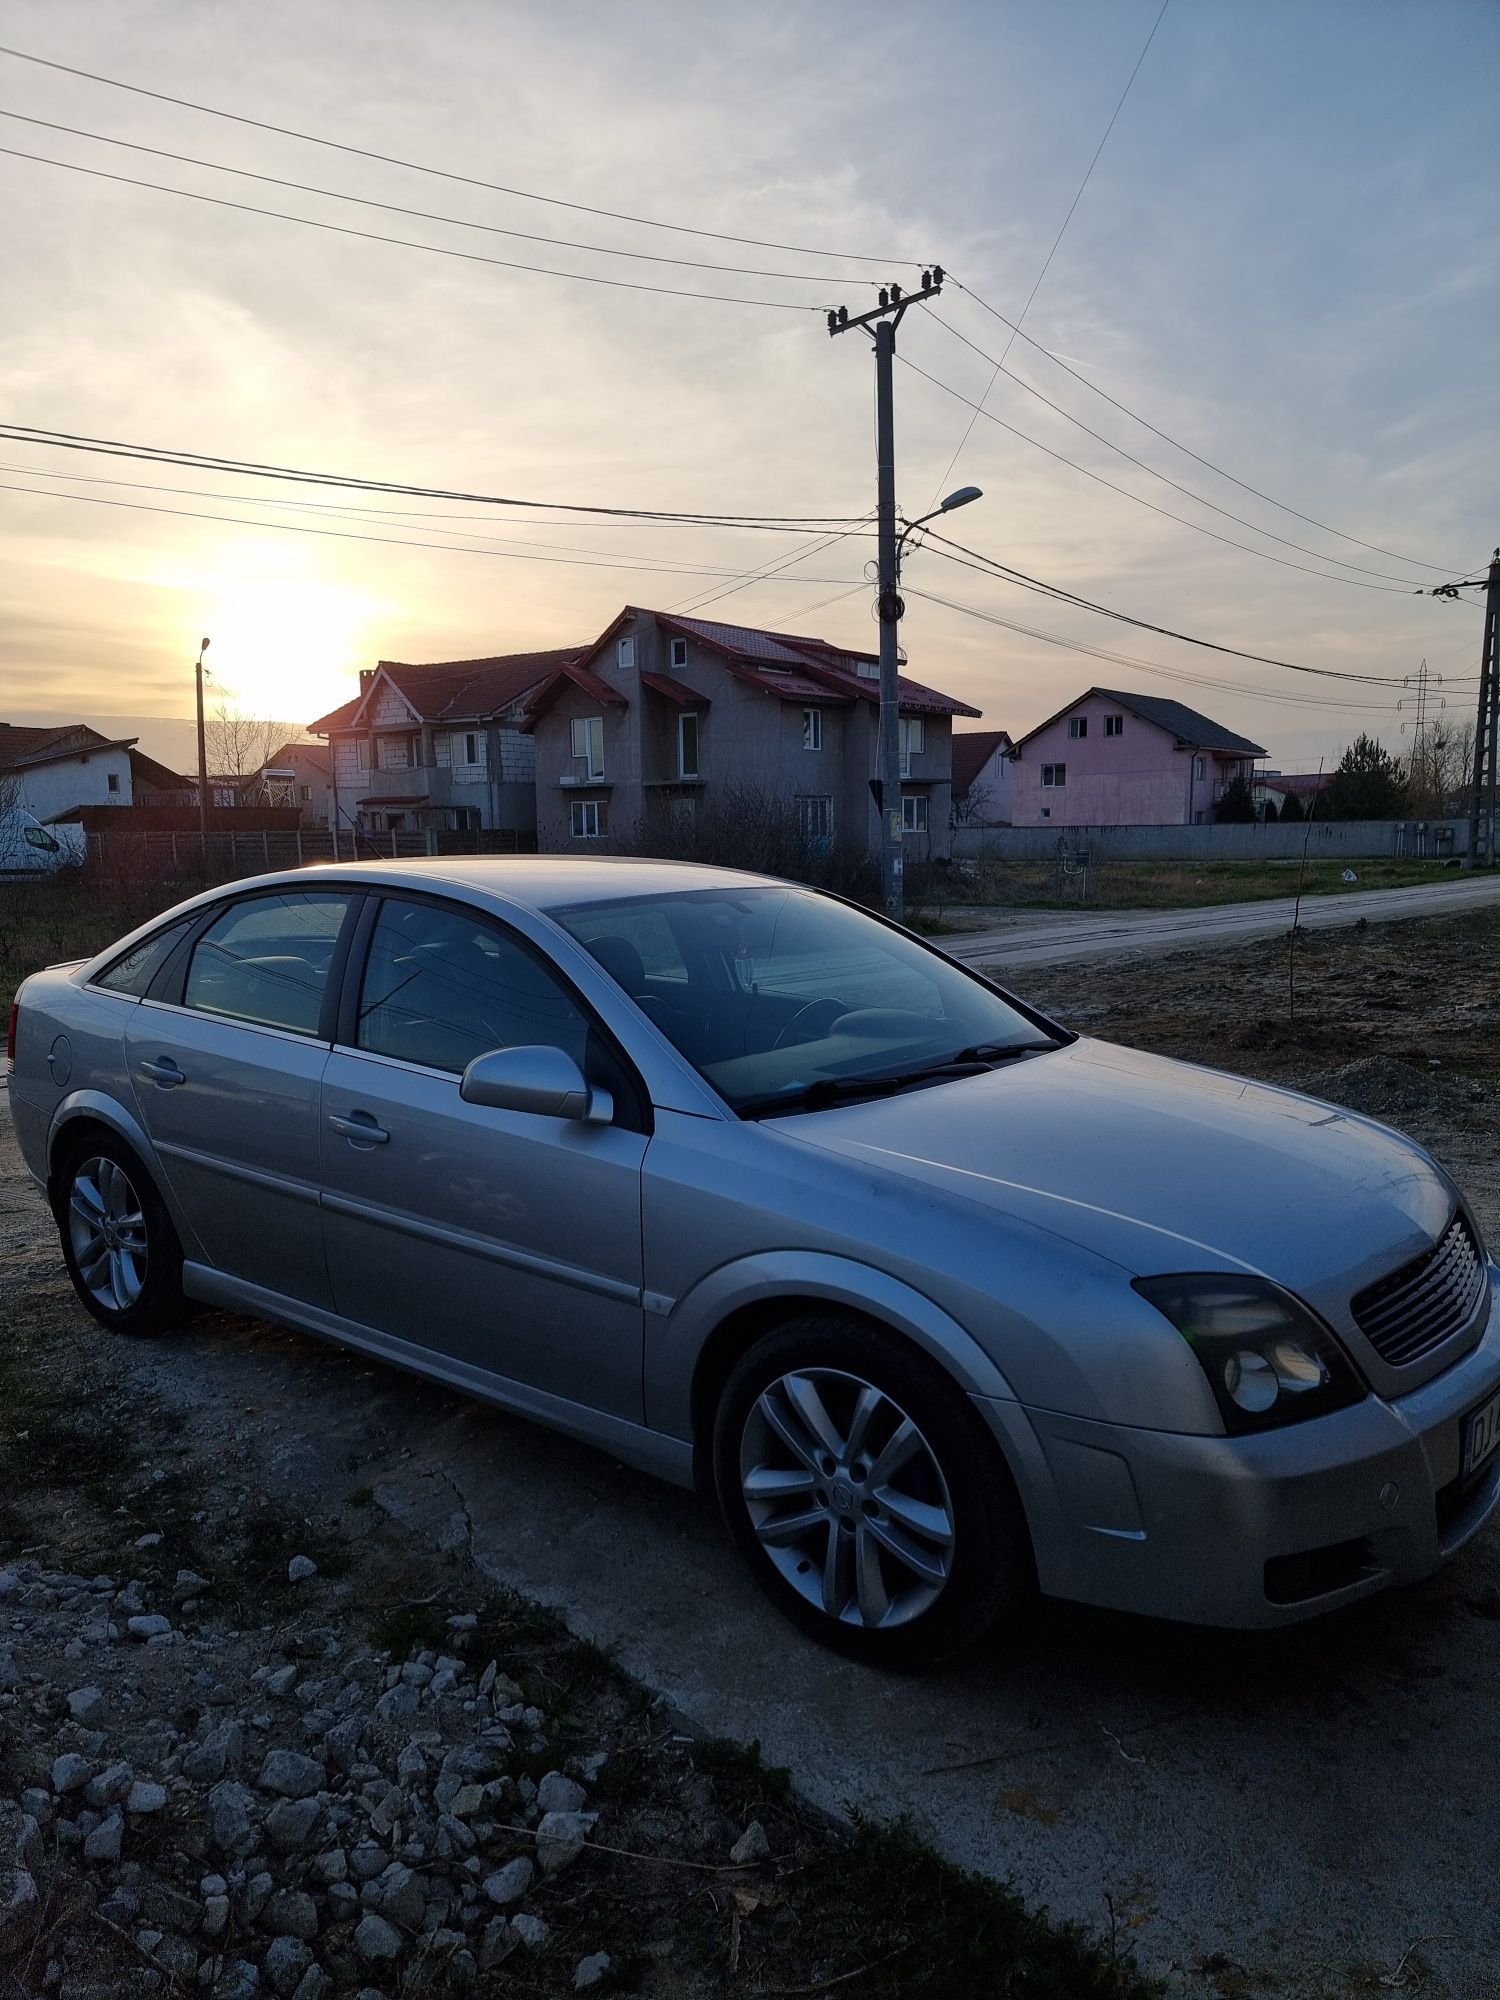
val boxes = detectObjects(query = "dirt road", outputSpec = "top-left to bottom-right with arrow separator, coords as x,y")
4,902 -> 1497,1998
938,869 -> 1500,970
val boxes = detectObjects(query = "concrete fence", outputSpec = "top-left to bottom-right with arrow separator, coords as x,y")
950,818 -> 1470,863
84,824 -> 536,887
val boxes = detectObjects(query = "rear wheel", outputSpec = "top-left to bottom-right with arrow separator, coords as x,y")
54,1132 -> 191,1337
713,1315 -> 1031,1669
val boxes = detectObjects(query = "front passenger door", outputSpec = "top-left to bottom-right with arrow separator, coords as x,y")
319,894 -> 649,1423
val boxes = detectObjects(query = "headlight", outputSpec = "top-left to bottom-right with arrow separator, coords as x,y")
1132,1275 -> 1366,1434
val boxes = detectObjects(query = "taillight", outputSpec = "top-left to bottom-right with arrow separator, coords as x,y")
5,1001 -> 16,1070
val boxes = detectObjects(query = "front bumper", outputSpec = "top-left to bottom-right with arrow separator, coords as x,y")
978,1271 -> 1500,1628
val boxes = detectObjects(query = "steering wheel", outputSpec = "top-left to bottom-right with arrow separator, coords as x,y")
770,997 -> 847,1051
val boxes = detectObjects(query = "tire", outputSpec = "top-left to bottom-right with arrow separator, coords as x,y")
53,1131 -> 192,1338
713,1314 -> 1032,1670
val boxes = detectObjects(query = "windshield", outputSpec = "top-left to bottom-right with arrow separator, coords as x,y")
553,885 -> 1060,1115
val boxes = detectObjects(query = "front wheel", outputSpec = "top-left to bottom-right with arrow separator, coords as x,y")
713,1315 -> 1032,1669
54,1133 -> 192,1337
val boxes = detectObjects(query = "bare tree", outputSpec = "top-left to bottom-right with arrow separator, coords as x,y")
202,705 -> 296,801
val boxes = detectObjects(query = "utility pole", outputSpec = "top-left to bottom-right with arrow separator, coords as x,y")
1464,551 -> 1499,868
828,270 -> 946,923
195,636 -> 211,847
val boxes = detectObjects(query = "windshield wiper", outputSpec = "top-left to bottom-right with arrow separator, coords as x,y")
737,1040 -> 1059,1120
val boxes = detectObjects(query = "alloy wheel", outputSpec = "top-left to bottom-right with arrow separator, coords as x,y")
67,1156 -> 149,1313
739,1367 -> 956,1630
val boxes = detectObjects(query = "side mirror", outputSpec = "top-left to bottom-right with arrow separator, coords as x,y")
459,1045 -> 613,1125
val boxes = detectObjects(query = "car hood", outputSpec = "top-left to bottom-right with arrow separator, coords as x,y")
773,1038 -> 1458,1302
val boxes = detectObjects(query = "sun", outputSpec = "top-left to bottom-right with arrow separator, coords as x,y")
190,547 -> 387,726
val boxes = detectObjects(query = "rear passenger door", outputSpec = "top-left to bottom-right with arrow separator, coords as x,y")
123,886 -> 357,1307
319,892 -> 649,1423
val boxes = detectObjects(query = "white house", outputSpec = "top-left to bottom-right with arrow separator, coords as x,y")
950,729 -> 1014,827
0,723 -> 136,819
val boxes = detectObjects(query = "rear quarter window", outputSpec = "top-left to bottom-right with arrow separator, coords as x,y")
92,917 -> 198,998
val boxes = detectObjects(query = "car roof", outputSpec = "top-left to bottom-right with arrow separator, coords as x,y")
252,855 -> 792,912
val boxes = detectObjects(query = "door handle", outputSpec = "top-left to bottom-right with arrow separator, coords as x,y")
328,1111 -> 390,1145
139,1057 -> 186,1088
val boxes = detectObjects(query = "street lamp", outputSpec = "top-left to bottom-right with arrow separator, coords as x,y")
195,636 -> 211,846
897,485 -> 983,565
878,485 -> 982,924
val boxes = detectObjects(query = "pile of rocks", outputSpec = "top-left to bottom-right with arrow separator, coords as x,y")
0,1559 -> 624,1996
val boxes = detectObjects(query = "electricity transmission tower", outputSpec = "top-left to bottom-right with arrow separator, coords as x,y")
1397,659 -> 1444,810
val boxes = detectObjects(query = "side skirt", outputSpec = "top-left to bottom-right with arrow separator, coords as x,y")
182,1262 -> 697,1490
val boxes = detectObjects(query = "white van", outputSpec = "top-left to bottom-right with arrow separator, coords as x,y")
0,809 -> 87,876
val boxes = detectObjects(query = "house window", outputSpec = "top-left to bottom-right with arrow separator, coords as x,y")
357,738 -> 371,770
617,635 -> 636,671
899,716 -> 925,775
463,731 -> 479,765
798,795 -> 832,840
570,799 -> 607,840
1040,806 -> 1052,820
901,793 -> 928,834
802,707 -> 822,751
677,711 -> 700,779
570,715 -> 605,780
1041,763 -> 1066,788
300,785 -> 312,804
669,637 -> 688,669
1194,756 -> 1205,781
1068,717 -> 1088,740
1105,713 -> 1124,737
107,772 -> 120,792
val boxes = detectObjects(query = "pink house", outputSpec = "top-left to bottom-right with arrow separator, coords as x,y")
1009,688 -> 1266,827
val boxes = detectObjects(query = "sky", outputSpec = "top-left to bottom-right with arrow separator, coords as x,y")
1,0 -> 1495,772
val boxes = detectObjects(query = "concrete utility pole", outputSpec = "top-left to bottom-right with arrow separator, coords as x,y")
1466,550 -> 1500,867
194,635 -> 211,846
828,272 -> 946,924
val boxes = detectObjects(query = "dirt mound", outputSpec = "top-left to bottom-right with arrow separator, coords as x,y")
1306,1055 -> 1487,1122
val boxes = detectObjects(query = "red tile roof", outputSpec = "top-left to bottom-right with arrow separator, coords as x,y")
638,672 -> 710,708
0,722 -> 136,768
655,614 -> 979,717
951,729 -> 1013,798
309,647 -> 586,734
519,662 -> 629,729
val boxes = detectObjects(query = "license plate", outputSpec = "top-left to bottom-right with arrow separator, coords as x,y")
1461,1389 -> 1500,1479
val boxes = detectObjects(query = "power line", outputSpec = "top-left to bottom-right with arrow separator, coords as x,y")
0,460 -> 879,567
911,525 -> 1437,684
0,41 -> 915,268
947,277 -> 1468,576
0,145 -> 832,311
666,518 -> 876,616
925,307 -> 1429,585
0,423 -> 861,527
898,352 -> 1426,594
904,585 -> 1401,715
0,478 -> 865,585
0,110 -> 885,288
928,0 -> 1169,509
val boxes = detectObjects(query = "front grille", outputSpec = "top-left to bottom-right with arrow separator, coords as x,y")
1351,1213 -> 1486,1367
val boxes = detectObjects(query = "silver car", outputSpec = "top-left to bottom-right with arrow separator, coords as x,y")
9,858 -> 1499,1667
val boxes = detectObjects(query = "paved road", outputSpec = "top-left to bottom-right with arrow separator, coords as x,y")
937,871 -> 1500,971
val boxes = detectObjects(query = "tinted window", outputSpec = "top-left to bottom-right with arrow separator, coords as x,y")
556,886 -> 1052,1114
356,897 -> 589,1075
183,892 -> 349,1035
94,916 -> 197,997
